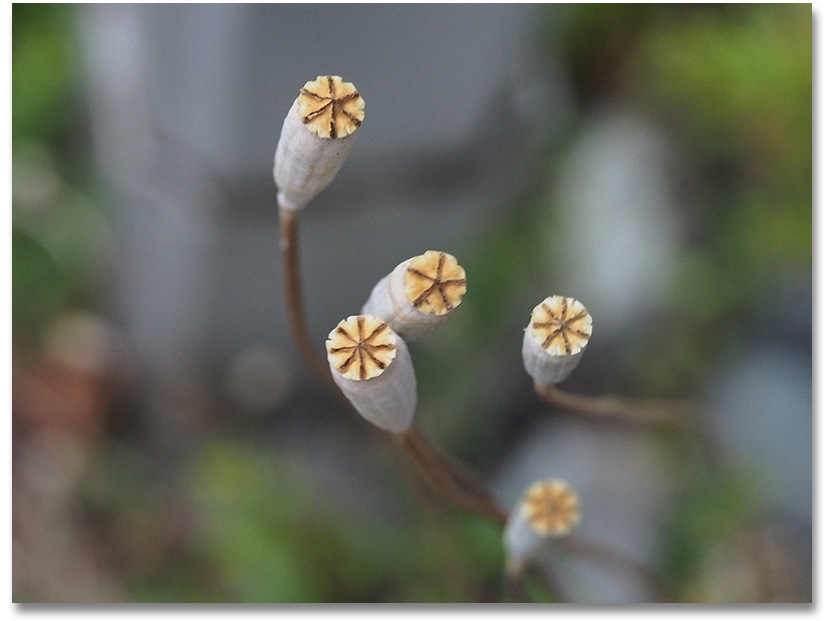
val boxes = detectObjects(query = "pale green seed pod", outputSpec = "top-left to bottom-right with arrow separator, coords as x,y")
274,75 -> 365,211
361,250 -> 467,341
504,479 -> 581,568
522,295 -> 593,385
326,315 -> 416,434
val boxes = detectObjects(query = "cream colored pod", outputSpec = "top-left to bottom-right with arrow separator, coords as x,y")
326,315 -> 416,434
522,295 -> 593,385
361,250 -> 467,341
274,75 -> 365,211
504,479 -> 581,570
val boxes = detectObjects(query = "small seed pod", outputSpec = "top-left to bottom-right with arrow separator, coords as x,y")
361,250 -> 467,341
274,75 -> 365,211
326,315 -> 416,434
503,479 -> 581,568
522,295 -> 593,385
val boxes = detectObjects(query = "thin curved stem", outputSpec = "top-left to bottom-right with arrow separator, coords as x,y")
559,536 -> 670,601
534,381 -> 724,470
534,381 -> 687,427
279,203 -> 667,602
279,207 -> 337,390
527,561 -> 571,603
279,207 -> 507,524
504,567 -> 529,603
398,426 -> 507,525
505,560 -> 569,603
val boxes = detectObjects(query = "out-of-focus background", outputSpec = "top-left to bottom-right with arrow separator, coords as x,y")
12,3 -> 811,603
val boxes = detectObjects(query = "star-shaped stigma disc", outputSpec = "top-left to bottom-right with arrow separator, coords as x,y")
529,295 -> 592,357
326,315 -> 397,381
403,251 -> 467,316
298,75 -> 365,139
522,480 -> 581,537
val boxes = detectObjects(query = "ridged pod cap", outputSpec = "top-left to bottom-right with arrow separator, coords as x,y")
522,295 -> 593,385
326,315 -> 416,433
274,75 -> 365,211
361,251 -> 467,341
503,479 -> 581,567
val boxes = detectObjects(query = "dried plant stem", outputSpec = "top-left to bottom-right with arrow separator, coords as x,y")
279,208 -> 507,523
534,382 -> 723,469
506,560 -> 569,603
398,426 -> 507,525
279,207 -> 667,602
560,536 -> 669,601
534,382 -> 688,427
528,561 -> 570,603
504,567 -> 529,602
279,208 -> 338,390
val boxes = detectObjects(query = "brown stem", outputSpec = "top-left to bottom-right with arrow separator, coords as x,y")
526,560 -> 570,603
534,382 -> 687,427
397,426 -> 507,525
506,560 -> 569,603
279,208 -> 337,390
534,382 -> 724,470
279,203 -> 680,602
504,565 -> 529,603
278,205 -> 507,525
560,536 -> 669,601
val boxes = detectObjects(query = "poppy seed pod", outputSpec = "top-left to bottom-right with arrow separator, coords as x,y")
326,315 -> 416,434
274,75 -> 365,211
522,295 -> 593,385
361,250 -> 467,341
503,479 -> 581,567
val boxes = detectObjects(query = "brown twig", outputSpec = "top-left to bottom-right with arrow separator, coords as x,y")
398,426 -> 507,525
279,207 -> 507,524
279,204 -> 667,603
279,207 -> 337,390
504,567 -> 530,603
534,381 -> 724,470
534,382 -> 688,428
559,536 -> 670,601
505,560 -> 570,603
527,560 -> 571,603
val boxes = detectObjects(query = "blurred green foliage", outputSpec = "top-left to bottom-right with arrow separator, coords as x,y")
13,3 -> 80,146
12,4 -> 107,346
659,468 -> 759,601
86,435 -> 506,603
550,4 -> 811,393
632,4 -> 811,321
414,3 -> 810,602
12,3 -> 80,144
13,3 -> 811,603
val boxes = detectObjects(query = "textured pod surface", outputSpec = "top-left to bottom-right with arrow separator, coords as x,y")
504,480 -> 581,566
274,76 -> 365,211
522,295 -> 592,385
326,315 -> 416,434
361,250 -> 467,341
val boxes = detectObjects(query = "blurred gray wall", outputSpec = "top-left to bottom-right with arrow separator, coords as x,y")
77,3 -> 552,387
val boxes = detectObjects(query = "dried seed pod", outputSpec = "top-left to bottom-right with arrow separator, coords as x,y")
326,315 -> 416,433
522,295 -> 593,385
274,75 -> 365,211
504,479 -> 581,567
361,250 -> 467,341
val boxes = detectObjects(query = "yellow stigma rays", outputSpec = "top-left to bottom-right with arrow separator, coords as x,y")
503,478 -> 581,566
403,251 -> 468,316
522,480 -> 581,537
326,315 -> 397,381
326,315 -> 417,434
530,296 -> 592,357
298,75 -> 365,139
274,75 -> 364,210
